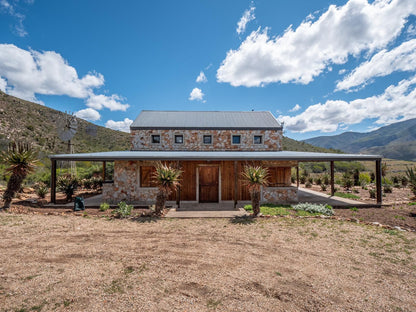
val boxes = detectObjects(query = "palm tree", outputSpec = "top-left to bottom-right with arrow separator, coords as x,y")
153,162 -> 182,215
1,142 -> 38,209
241,165 -> 269,217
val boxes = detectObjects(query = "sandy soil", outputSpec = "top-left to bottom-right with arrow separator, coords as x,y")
1,213 -> 415,312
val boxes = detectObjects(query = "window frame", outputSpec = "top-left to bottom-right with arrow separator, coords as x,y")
253,135 -> 263,145
174,134 -> 184,145
203,134 -> 213,145
151,134 -> 161,144
231,134 -> 241,145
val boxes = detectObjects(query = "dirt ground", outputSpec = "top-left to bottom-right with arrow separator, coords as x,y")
1,213 -> 415,312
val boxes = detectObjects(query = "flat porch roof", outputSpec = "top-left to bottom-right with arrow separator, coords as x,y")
49,150 -> 382,161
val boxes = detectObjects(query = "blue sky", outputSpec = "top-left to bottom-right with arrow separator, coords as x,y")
0,0 -> 416,140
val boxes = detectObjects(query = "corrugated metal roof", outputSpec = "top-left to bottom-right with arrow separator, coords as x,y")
49,151 -> 382,161
130,111 -> 282,129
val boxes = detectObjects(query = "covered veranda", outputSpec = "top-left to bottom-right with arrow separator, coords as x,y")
49,151 -> 383,207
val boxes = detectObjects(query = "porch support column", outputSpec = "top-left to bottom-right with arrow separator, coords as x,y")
51,159 -> 56,204
234,161 -> 238,209
102,161 -> 106,181
330,161 -> 335,196
296,164 -> 299,187
376,159 -> 382,205
176,161 -> 181,208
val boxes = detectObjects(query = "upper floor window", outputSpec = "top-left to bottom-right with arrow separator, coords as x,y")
253,135 -> 263,144
174,134 -> 183,144
203,135 -> 212,144
232,135 -> 241,144
151,135 -> 160,144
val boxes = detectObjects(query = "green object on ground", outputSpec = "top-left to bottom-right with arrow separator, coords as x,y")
74,197 -> 85,211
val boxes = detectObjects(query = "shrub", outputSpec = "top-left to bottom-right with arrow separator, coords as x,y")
406,166 -> 416,196
100,202 -> 110,211
307,177 -> 313,184
82,178 -> 93,190
315,177 -> 322,185
359,173 -> 371,186
305,181 -> 312,188
382,177 -> 392,186
343,178 -> 353,190
91,176 -> 103,189
392,176 -> 400,185
300,176 -> 306,184
291,175 -> 295,183
401,176 -> 408,187
353,169 -> 360,186
383,185 -> 393,193
112,201 -> 133,218
320,184 -> 327,191
322,174 -> 330,185
33,182 -> 49,199
292,202 -> 334,216
370,172 -> 375,183
57,175 -> 78,202
369,189 -> 376,199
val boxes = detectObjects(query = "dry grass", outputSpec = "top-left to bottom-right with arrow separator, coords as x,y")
1,213 -> 416,312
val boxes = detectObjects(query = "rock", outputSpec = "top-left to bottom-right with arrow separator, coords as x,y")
394,226 -> 406,232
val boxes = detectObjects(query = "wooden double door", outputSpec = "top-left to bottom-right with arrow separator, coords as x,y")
198,166 -> 219,203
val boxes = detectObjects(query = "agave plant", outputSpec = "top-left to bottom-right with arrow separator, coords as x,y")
1,142 -> 38,209
153,162 -> 182,215
241,165 -> 269,217
406,166 -> 416,196
57,174 -> 79,202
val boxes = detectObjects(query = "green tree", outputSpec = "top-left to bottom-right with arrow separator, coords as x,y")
153,162 -> 182,215
1,142 -> 38,209
241,165 -> 269,217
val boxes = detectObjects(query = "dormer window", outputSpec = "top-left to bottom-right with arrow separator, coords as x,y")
203,135 -> 212,144
151,135 -> 160,144
232,135 -> 241,145
254,135 -> 263,144
174,134 -> 184,144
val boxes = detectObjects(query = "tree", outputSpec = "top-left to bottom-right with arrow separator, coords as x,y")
153,162 -> 182,215
1,142 -> 38,209
241,165 -> 269,217
406,166 -> 416,197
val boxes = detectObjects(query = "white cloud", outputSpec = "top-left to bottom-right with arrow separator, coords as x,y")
0,44 -> 104,102
189,87 -> 205,101
0,76 -> 7,91
236,5 -> 255,35
105,118 -> 133,133
218,0 -> 416,87
196,71 -> 207,83
279,75 -> 416,133
337,39 -> 416,91
86,94 -> 129,111
289,104 -> 301,112
75,108 -> 101,121
0,0 -> 32,37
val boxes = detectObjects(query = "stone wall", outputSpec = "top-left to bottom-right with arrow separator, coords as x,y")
130,129 -> 282,151
102,160 -> 158,204
261,186 -> 298,204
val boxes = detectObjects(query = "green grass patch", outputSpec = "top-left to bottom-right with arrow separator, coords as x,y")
334,192 -> 360,199
244,203 -> 317,216
408,202 -> 416,206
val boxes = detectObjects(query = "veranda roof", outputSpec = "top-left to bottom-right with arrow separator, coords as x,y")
49,150 -> 382,162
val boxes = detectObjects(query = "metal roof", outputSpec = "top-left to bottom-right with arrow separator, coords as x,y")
49,151 -> 382,161
130,110 -> 282,130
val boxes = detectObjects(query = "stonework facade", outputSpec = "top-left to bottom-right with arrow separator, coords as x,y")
130,129 -> 283,151
262,186 -> 298,204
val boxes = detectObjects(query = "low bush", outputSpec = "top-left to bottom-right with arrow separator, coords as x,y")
305,181 -> 312,188
82,178 -> 93,190
359,173 -> 371,186
383,185 -> 393,193
300,176 -> 306,184
33,182 -> 49,199
320,184 -> 327,191
322,174 -> 330,185
100,202 -> 110,211
91,176 -> 103,189
57,175 -> 78,202
401,176 -> 408,187
369,189 -> 376,199
292,202 -> 334,216
112,201 -> 133,218
315,177 -> 322,185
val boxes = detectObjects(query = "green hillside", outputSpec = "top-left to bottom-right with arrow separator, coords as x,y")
304,118 -> 416,161
282,136 -> 340,153
0,91 -> 130,156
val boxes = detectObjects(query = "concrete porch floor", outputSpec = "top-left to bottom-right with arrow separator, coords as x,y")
47,186 -> 369,217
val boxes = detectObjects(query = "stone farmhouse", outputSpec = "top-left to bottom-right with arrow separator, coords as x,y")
50,111 -> 383,207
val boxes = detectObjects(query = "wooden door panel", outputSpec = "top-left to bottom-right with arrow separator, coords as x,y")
199,166 -> 219,202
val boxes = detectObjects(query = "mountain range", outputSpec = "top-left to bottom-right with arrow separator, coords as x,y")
304,118 -> 416,161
